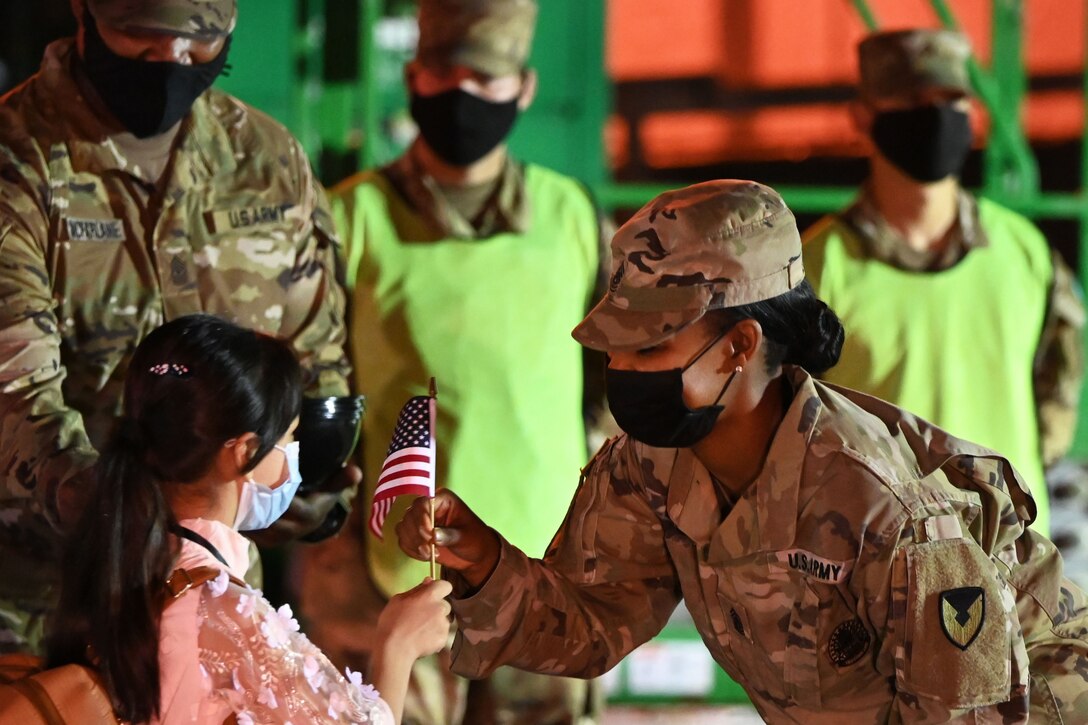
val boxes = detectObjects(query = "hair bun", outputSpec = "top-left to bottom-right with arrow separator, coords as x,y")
787,299 -> 844,374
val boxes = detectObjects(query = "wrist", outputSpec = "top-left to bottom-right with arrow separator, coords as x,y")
461,529 -> 501,588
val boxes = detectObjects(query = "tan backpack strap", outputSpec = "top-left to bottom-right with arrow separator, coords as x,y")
165,566 -> 222,600
163,566 -> 245,612
11,677 -> 66,725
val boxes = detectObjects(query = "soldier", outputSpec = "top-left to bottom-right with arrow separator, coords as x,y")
297,0 -> 608,722
397,179 -> 1088,721
0,0 -> 355,655
803,29 -> 1085,535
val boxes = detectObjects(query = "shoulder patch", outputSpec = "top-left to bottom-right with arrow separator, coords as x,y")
939,586 -> 985,650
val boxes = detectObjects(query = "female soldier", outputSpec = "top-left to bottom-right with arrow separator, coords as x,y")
48,314 -> 451,724
397,180 -> 1088,722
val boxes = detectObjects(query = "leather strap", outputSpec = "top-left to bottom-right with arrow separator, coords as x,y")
11,677 -> 66,725
164,566 -> 245,608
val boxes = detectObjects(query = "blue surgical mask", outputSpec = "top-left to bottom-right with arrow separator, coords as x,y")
233,441 -> 302,532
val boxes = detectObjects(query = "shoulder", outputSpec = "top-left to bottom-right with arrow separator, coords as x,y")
523,163 -> 597,216
329,168 -> 393,210
200,89 -> 310,176
975,196 -> 1052,272
801,212 -> 850,248
804,382 -> 936,508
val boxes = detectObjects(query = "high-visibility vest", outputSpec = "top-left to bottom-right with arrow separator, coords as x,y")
804,197 -> 1052,532
334,164 -> 600,596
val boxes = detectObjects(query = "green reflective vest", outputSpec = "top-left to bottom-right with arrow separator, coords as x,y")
804,198 -> 1052,533
334,164 -> 599,596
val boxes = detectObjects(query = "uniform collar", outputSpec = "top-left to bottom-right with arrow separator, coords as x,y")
38,39 -> 235,186
842,184 -> 988,272
665,366 -> 819,559
381,141 -> 530,239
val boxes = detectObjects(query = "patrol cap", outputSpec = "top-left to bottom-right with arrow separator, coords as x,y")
87,0 -> 237,40
858,29 -> 972,101
416,0 -> 537,77
573,180 -> 804,352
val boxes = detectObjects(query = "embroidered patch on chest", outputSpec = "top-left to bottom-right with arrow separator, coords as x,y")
64,217 -> 124,242
204,204 -> 295,234
827,618 -> 870,667
939,587 -> 985,650
777,549 -> 851,583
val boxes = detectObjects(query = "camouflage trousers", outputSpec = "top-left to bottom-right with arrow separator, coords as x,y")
297,531 -> 602,725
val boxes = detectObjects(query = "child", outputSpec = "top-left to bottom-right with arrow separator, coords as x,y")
48,314 -> 450,724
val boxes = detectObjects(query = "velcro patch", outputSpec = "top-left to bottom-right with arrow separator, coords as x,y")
64,217 -> 124,242
778,549 -> 851,584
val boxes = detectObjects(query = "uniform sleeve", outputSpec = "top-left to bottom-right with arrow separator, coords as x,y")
1033,250 -> 1085,466
279,142 -> 351,398
197,582 -> 394,724
449,439 -> 682,679
857,454 -> 1037,721
0,161 -> 97,529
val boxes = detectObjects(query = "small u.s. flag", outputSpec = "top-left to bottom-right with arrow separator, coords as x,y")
369,394 -> 436,539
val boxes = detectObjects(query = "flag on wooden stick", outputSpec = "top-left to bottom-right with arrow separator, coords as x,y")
369,393 -> 436,540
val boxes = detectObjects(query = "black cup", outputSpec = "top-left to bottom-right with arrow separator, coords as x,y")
296,395 -> 365,495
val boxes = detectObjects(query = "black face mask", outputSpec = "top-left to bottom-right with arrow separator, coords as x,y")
870,103 -> 972,183
80,11 -> 231,139
410,88 -> 519,166
606,331 -> 740,448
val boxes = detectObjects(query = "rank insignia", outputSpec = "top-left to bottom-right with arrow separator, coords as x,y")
939,586 -> 985,650
827,618 -> 870,667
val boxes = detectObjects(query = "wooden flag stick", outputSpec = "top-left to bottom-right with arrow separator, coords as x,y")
429,377 -> 438,580
429,496 -> 437,580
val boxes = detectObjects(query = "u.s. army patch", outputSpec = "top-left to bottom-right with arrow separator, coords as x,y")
939,586 -> 985,650
777,548 -> 851,584
204,204 -> 297,234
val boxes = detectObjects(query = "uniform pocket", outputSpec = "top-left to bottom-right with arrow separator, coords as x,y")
784,581 -> 823,709
897,538 -> 1017,708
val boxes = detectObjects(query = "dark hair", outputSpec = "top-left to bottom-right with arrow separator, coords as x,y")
710,279 -> 844,374
46,314 -> 302,723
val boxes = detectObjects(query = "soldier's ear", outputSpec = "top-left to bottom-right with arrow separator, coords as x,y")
517,68 -> 538,111
726,319 -> 762,370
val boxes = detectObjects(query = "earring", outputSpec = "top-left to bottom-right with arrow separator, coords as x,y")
734,365 -> 743,373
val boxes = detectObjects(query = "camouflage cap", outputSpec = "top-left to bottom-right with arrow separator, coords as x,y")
87,0 -> 237,40
573,180 -> 804,352
858,29 -> 971,101
416,0 -> 537,77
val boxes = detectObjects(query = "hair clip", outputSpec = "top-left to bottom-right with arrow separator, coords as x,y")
149,363 -> 192,378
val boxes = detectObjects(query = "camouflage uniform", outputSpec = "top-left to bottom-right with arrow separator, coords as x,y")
0,6 -> 349,653
443,179 -> 1088,722
299,1 -> 606,723
803,29 -> 1085,505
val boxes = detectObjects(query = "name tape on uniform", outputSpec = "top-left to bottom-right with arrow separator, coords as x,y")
778,549 -> 852,584
64,217 -> 125,242
204,204 -> 299,234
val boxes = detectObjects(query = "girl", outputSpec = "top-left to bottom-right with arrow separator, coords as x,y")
48,314 -> 450,724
